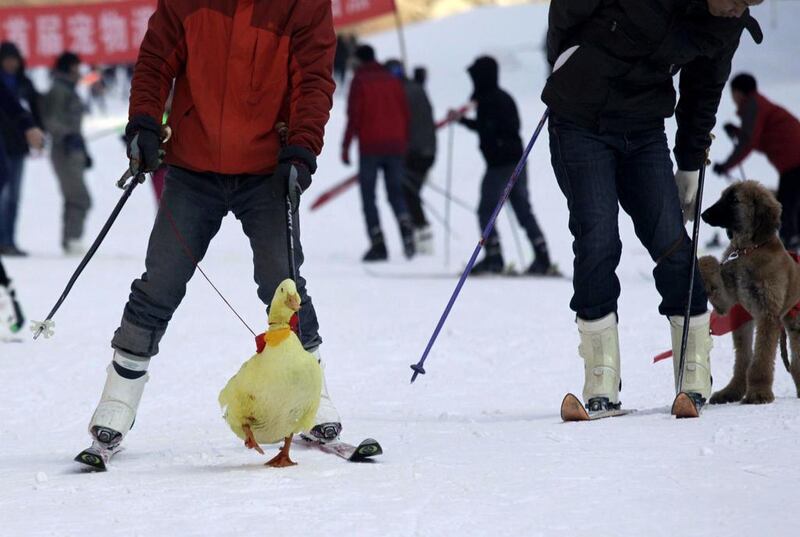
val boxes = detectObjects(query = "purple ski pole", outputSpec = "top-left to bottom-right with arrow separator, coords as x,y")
410,108 -> 550,383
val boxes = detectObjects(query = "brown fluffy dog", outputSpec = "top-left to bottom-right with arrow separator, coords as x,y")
699,180 -> 800,404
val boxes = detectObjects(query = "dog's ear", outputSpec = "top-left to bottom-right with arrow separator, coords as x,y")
751,186 -> 782,244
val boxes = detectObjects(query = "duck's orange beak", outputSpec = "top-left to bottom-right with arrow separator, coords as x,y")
285,293 -> 301,312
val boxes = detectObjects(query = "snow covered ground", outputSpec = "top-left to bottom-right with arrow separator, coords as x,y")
2,3 -> 800,536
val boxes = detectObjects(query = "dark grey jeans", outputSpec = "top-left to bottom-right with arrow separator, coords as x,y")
111,166 -> 321,357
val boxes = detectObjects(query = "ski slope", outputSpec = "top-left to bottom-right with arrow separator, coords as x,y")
2,3 -> 800,536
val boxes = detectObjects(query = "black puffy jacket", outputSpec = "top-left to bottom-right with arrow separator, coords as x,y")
542,0 -> 762,170
460,56 -> 524,167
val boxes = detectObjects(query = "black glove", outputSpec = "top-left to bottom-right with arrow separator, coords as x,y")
85,152 -> 93,170
62,133 -> 86,154
125,115 -> 162,175
712,163 -> 727,176
276,145 -> 316,209
723,123 -> 739,140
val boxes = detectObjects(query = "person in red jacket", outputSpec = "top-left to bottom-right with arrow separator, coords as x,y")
714,73 -> 800,247
82,0 -> 343,463
342,45 -> 414,262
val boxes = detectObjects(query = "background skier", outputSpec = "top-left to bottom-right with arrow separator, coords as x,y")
386,59 -> 438,255
342,45 -> 415,262
42,51 -> 92,256
449,55 -> 555,276
713,73 -> 800,248
543,0 -> 763,412
0,41 -> 42,257
83,0 -> 343,461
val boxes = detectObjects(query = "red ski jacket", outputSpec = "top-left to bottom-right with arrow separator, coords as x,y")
720,93 -> 800,175
129,0 -> 335,175
343,61 -> 409,156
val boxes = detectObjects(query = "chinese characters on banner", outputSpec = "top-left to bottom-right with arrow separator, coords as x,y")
0,0 -> 157,67
0,0 -> 397,67
332,0 -> 397,27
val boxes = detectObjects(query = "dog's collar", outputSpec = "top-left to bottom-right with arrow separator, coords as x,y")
722,242 -> 766,265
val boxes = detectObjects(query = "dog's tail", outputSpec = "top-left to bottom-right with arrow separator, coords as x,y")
780,328 -> 792,373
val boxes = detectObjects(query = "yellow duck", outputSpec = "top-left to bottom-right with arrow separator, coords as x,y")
219,279 -> 322,467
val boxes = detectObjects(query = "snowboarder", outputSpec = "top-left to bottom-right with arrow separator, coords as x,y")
42,52 -> 92,256
449,56 -> 555,275
83,0 -> 342,462
0,71 -> 43,338
0,41 -> 43,257
342,45 -> 415,262
543,0 -> 763,412
713,73 -> 800,248
386,60 -> 437,255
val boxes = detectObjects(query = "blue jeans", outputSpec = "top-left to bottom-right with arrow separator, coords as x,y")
111,166 -> 321,357
548,114 -> 707,320
358,154 -> 410,236
478,164 -> 545,250
0,155 -> 24,247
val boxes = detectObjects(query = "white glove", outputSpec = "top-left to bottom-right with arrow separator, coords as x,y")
675,170 -> 700,224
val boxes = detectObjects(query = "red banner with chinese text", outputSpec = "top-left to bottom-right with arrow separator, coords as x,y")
332,0 -> 397,27
0,0 -> 397,67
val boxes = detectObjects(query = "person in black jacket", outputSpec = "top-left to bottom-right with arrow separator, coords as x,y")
0,42 -> 42,257
449,56 -> 555,275
542,0 -> 763,413
0,76 -> 44,339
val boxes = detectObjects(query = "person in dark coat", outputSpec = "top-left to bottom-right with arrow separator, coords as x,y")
714,73 -> 800,248
0,41 -> 43,256
542,0 -> 763,413
343,45 -> 414,261
0,75 -> 44,338
449,56 -> 554,275
386,60 -> 437,254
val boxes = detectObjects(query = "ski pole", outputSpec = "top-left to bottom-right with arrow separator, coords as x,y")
31,169 -> 145,340
426,180 -> 473,212
445,123 -> 454,267
737,164 -> 747,182
676,143 -> 711,394
410,108 -> 550,383
504,205 -> 526,269
276,122 -> 301,338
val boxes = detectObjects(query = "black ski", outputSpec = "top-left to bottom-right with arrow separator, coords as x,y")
299,435 -> 382,462
74,441 -> 122,471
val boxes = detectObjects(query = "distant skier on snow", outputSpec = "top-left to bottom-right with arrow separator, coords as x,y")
713,73 -> 800,249
81,0 -> 342,465
543,0 -> 763,413
342,45 -> 415,262
385,60 -> 438,255
448,56 -> 555,275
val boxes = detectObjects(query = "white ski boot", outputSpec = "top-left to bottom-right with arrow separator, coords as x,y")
669,312 -> 713,406
578,313 -> 622,412
308,348 -> 342,442
88,350 -> 150,447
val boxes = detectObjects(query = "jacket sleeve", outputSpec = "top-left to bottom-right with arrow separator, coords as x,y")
129,0 -> 187,124
719,97 -> 760,171
673,31 -> 741,171
0,81 -> 33,132
287,0 -> 336,155
547,0 -> 603,65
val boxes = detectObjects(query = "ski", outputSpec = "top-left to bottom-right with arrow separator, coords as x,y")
560,393 -> 635,422
299,435 -> 382,462
74,441 -> 123,471
671,392 -> 703,419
